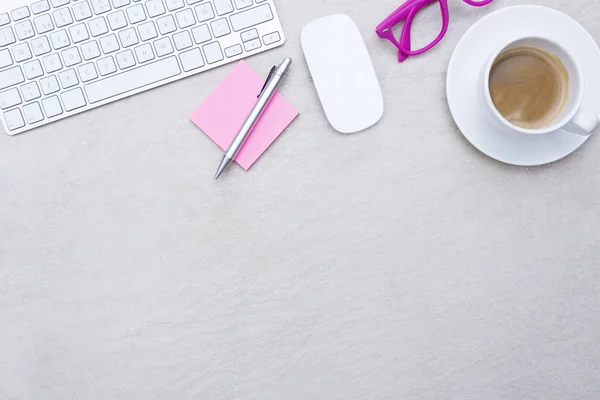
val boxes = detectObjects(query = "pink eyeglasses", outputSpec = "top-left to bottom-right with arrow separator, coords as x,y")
376,0 -> 494,62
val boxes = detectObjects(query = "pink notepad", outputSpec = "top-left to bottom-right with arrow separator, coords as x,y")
190,61 -> 299,170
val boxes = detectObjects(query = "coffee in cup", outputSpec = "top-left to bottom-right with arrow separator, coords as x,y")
489,46 -> 569,129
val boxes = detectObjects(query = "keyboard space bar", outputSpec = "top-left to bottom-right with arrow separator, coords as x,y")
85,57 -> 181,104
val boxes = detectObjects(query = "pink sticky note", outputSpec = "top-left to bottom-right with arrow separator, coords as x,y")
190,61 -> 299,170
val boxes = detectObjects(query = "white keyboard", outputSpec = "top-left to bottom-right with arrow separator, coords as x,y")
0,0 -> 285,135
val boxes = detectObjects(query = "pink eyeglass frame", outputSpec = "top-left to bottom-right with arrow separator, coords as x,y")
376,0 -> 494,62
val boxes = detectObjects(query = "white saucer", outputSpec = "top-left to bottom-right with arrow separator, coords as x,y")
447,5 -> 600,166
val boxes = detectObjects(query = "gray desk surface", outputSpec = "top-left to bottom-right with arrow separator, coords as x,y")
1,1 -> 599,399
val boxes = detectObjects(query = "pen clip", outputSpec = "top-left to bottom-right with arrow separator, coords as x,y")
257,66 -> 277,98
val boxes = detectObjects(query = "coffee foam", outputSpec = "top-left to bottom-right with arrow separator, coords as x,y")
489,47 -> 569,129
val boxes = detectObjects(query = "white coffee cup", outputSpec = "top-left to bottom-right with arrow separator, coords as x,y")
482,36 -> 599,136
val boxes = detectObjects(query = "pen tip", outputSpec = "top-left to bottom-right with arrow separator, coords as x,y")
214,156 -> 231,180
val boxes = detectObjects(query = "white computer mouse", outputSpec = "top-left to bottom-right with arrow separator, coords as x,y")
301,14 -> 384,134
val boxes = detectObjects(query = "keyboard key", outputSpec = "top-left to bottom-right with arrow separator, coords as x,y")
58,68 -> 79,88
175,9 -> 195,29
145,0 -> 166,18
118,27 -> 138,47
213,0 -> 233,15
21,82 -> 41,101
224,44 -> 242,58
32,1 -> 51,15
99,34 -> 119,53
72,1 -> 93,21
126,4 -> 146,24
12,43 -> 32,62
43,53 -> 63,73
90,0 -> 112,15
202,42 -> 222,64
234,0 -> 253,9
115,49 -> 135,68
241,28 -> 257,42
191,24 -> 211,44
61,87 -> 86,111
156,15 -> 176,35
88,17 -> 108,36
80,40 -> 101,60
40,75 -> 60,94
243,38 -> 260,51
230,4 -> 273,31
107,10 -> 127,30
34,14 -> 55,34
15,21 -> 35,41
173,31 -> 192,50
85,56 -> 181,103
23,102 -> 44,123
50,30 -> 71,50
194,3 -> 214,22
96,55 -> 116,75
0,49 -> 13,67
153,37 -> 173,57
23,60 -> 43,79
0,14 -> 9,27
210,18 -> 230,38
179,48 -> 204,71
0,88 -> 22,109
69,24 -> 90,43
134,43 -> 154,63
31,36 -> 52,55
165,0 -> 185,12
41,96 -> 62,118
53,8 -> 74,27
51,0 -> 70,7
4,108 -> 25,130
77,62 -> 98,82
11,7 -> 31,22
0,66 -> 24,90
112,0 -> 131,8
138,21 -> 157,41
0,27 -> 16,47
263,31 -> 280,45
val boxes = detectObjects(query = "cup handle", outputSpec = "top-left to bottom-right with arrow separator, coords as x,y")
562,109 -> 600,136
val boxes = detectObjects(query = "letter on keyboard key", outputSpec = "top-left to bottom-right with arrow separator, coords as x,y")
0,66 -> 24,90
24,60 -> 43,79
84,56 -> 181,103
61,88 -> 87,111
195,3 -> 215,22
0,88 -> 22,109
42,96 -> 63,117
203,42 -> 223,64
179,48 -> 204,71
97,55 -> 117,75
230,4 -> 273,31
4,108 -> 25,131
23,102 -> 44,124
0,49 -> 13,68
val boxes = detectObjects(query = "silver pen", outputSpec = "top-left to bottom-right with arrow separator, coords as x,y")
214,57 -> 293,180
